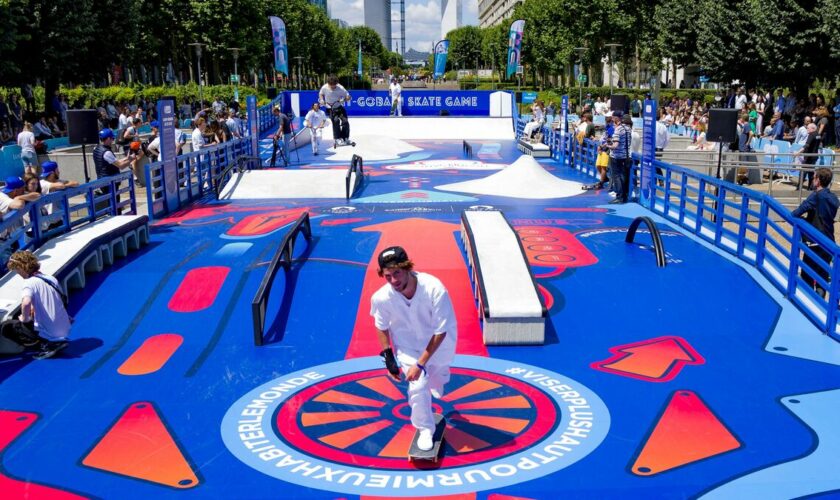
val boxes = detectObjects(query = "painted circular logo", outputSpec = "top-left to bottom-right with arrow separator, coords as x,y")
221,355 -> 609,497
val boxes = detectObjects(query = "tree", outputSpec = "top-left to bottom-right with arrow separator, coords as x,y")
447,26 -> 483,72
0,0 -> 30,84
694,0 -> 763,88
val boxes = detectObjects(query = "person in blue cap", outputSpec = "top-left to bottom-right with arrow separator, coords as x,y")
39,161 -> 78,194
94,129 -> 136,210
0,176 -> 40,264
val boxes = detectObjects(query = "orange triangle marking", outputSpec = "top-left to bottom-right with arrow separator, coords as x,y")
441,379 -> 501,402
453,395 -> 531,411
631,390 -> 741,475
301,411 -> 382,427
319,420 -> 392,449
314,389 -> 386,408
377,424 -> 416,457
357,376 -> 405,401
82,402 -> 199,488
444,425 -> 492,452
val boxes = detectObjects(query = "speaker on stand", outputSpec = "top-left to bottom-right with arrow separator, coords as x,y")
707,108 -> 739,180
610,94 -> 628,115
67,109 -> 100,182
267,87 -> 278,100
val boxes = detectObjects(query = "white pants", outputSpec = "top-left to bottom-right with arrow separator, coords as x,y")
397,351 -> 451,433
310,127 -> 322,152
523,121 -> 543,139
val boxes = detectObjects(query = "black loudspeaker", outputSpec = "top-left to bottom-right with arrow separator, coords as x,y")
515,92 -> 523,103
67,109 -> 100,145
707,108 -> 739,143
267,87 -> 277,99
610,94 -> 628,114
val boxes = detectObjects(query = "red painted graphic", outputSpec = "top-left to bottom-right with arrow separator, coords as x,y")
400,192 -> 429,199
545,207 -> 609,213
347,218 -> 487,358
226,207 -> 311,237
118,334 -> 184,375
158,205 -> 276,225
488,495 -> 538,500
591,336 -> 704,382
364,494 -> 476,500
168,266 -> 230,313
320,218 -> 371,226
515,226 -> 598,278
82,402 -> 199,488
0,410 -> 88,499
631,390 -> 741,475
277,368 -> 552,469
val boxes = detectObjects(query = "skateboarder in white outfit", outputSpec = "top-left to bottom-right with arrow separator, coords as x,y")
370,246 -> 457,451
304,102 -> 327,155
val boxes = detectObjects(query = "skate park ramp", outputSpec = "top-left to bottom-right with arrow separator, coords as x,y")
218,168 -> 357,199
436,154 -> 585,199
324,117 -> 514,140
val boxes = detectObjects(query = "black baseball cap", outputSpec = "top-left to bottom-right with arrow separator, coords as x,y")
378,246 -> 409,269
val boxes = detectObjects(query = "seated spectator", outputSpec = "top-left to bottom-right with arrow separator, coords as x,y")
1,250 -> 72,359
0,176 -> 41,263
33,117 -> 54,140
0,123 -> 13,145
47,116 -> 63,136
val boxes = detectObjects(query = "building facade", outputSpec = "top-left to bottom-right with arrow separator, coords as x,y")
478,0 -> 521,28
309,0 -> 328,14
441,0 -> 462,40
364,0 -> 392,51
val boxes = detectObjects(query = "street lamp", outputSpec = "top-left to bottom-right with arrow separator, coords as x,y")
293,55 -> 304,90
574,47 -> 586,109
605,43 -> 622,97
188,42 -> 207,109
226,47 -> 243,102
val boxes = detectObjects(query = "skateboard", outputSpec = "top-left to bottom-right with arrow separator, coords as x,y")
408,413 -> 446,462
334,139 -> 356,148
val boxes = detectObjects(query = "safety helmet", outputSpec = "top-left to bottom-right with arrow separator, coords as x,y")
99,129 -> 115,141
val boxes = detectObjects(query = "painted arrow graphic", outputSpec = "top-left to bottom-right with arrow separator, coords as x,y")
346,217 -> 487,359
591,336 -> 704,382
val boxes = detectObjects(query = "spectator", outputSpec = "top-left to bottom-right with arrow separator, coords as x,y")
522,100 -> 545,143
212,97 -> 226,116
118,106 -> 130,130
20,84 -> 35,114
774,89 -> 786,115
33,116 -> 54,140
800,123 -> 820,190
815,107 -> 830,147
747,102 -> 758,133
119,117 -> 142,154
0,123 -> 12,145
0,95 -> 9,131
735,88 -> 747,111
795,117 -> 812,145
16,123 -> 37,175
8,94 -> 22,134
765,112 -> 785,140
106,100 -> 118,127
191,117 -> 208,151
0,176 -> 40,263
755,94 -> 766,134
735,113 -> 756,185
792,167 -> 839,298
209,119 -> 227,144
225,111 -> 240,139
47,116 -> 63,137
57,94 -> 69,129
3,250 -> 72,359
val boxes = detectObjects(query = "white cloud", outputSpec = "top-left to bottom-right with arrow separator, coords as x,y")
330,0 -> 364,25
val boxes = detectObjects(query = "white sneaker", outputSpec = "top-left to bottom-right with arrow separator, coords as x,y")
417,429 -> 434,451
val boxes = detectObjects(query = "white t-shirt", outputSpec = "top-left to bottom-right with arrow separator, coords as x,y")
21,273 -> 72,340
118,114 -> 130,129
735,94 -> 747,111
304,109 -> 327,128
370,272 -> 457,365
226,117 -> 239,137
17,130 -> 35,154
319,83 -> 349,108
147,136 -> 161,158
389,83 -> 402,100
191,128 -> 205,149
655,121 -> 670,149
594,101 -> 606,115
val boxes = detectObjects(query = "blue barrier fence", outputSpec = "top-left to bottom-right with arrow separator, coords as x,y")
517,117 -> 840,341
0,172 -> 136,262
144,96 -> 281,219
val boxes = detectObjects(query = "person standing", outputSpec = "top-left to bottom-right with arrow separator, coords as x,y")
17,122 -> 37,175
319,75 -> 352,147
370,246 -> 457,452
792,167 -> 839,298
93,129 -> 136,210
800,123 -> 820,190
607,112 -> 631,204
389,77 -> 403,117
304,102 -> 327,155
270,106 -> 292,166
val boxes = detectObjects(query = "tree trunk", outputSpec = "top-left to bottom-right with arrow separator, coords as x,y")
671,62 -> 677,89
635,44 -> 640,89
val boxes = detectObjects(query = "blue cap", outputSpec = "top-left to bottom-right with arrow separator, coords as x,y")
3,176 -> 24,193
99,128 -> 114,141
612,111 -> 624,118
41,161 -> 58,178
150,120 -> 160,128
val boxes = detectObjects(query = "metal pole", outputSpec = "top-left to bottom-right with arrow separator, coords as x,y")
605,43 -> 621,98
189,43 -> 206,109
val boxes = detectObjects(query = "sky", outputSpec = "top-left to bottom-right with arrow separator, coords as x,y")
329,0 -> 479,53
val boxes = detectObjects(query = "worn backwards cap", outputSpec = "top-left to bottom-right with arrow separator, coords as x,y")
378,246 -> 409,269
3,176 -> 24,193
40,161 -> 59,178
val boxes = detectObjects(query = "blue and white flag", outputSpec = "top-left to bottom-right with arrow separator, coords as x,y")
505,20 -> 525,79
270,17 -> 288,76
357,40 -> 363,76
433,40 -> 449,79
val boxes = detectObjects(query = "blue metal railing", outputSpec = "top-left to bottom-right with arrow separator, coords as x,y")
518,117 -> 840,340
0,172 -> 135,263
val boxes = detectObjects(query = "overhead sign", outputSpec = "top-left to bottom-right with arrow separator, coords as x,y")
522,91 -> 538,104
578,74 -> 587,84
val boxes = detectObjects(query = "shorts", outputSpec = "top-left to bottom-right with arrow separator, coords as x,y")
21,151 -> 36,167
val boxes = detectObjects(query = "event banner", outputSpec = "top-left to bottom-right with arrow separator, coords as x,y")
506,20 -> 525,79
641,98 -> 657,206
287,91 -> 495,116
156,98 -> 178,213
269,17 -> 288,76
433,40 -> 449,79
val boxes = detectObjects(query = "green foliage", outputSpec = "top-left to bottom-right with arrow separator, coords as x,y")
446,26 -> 483,70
